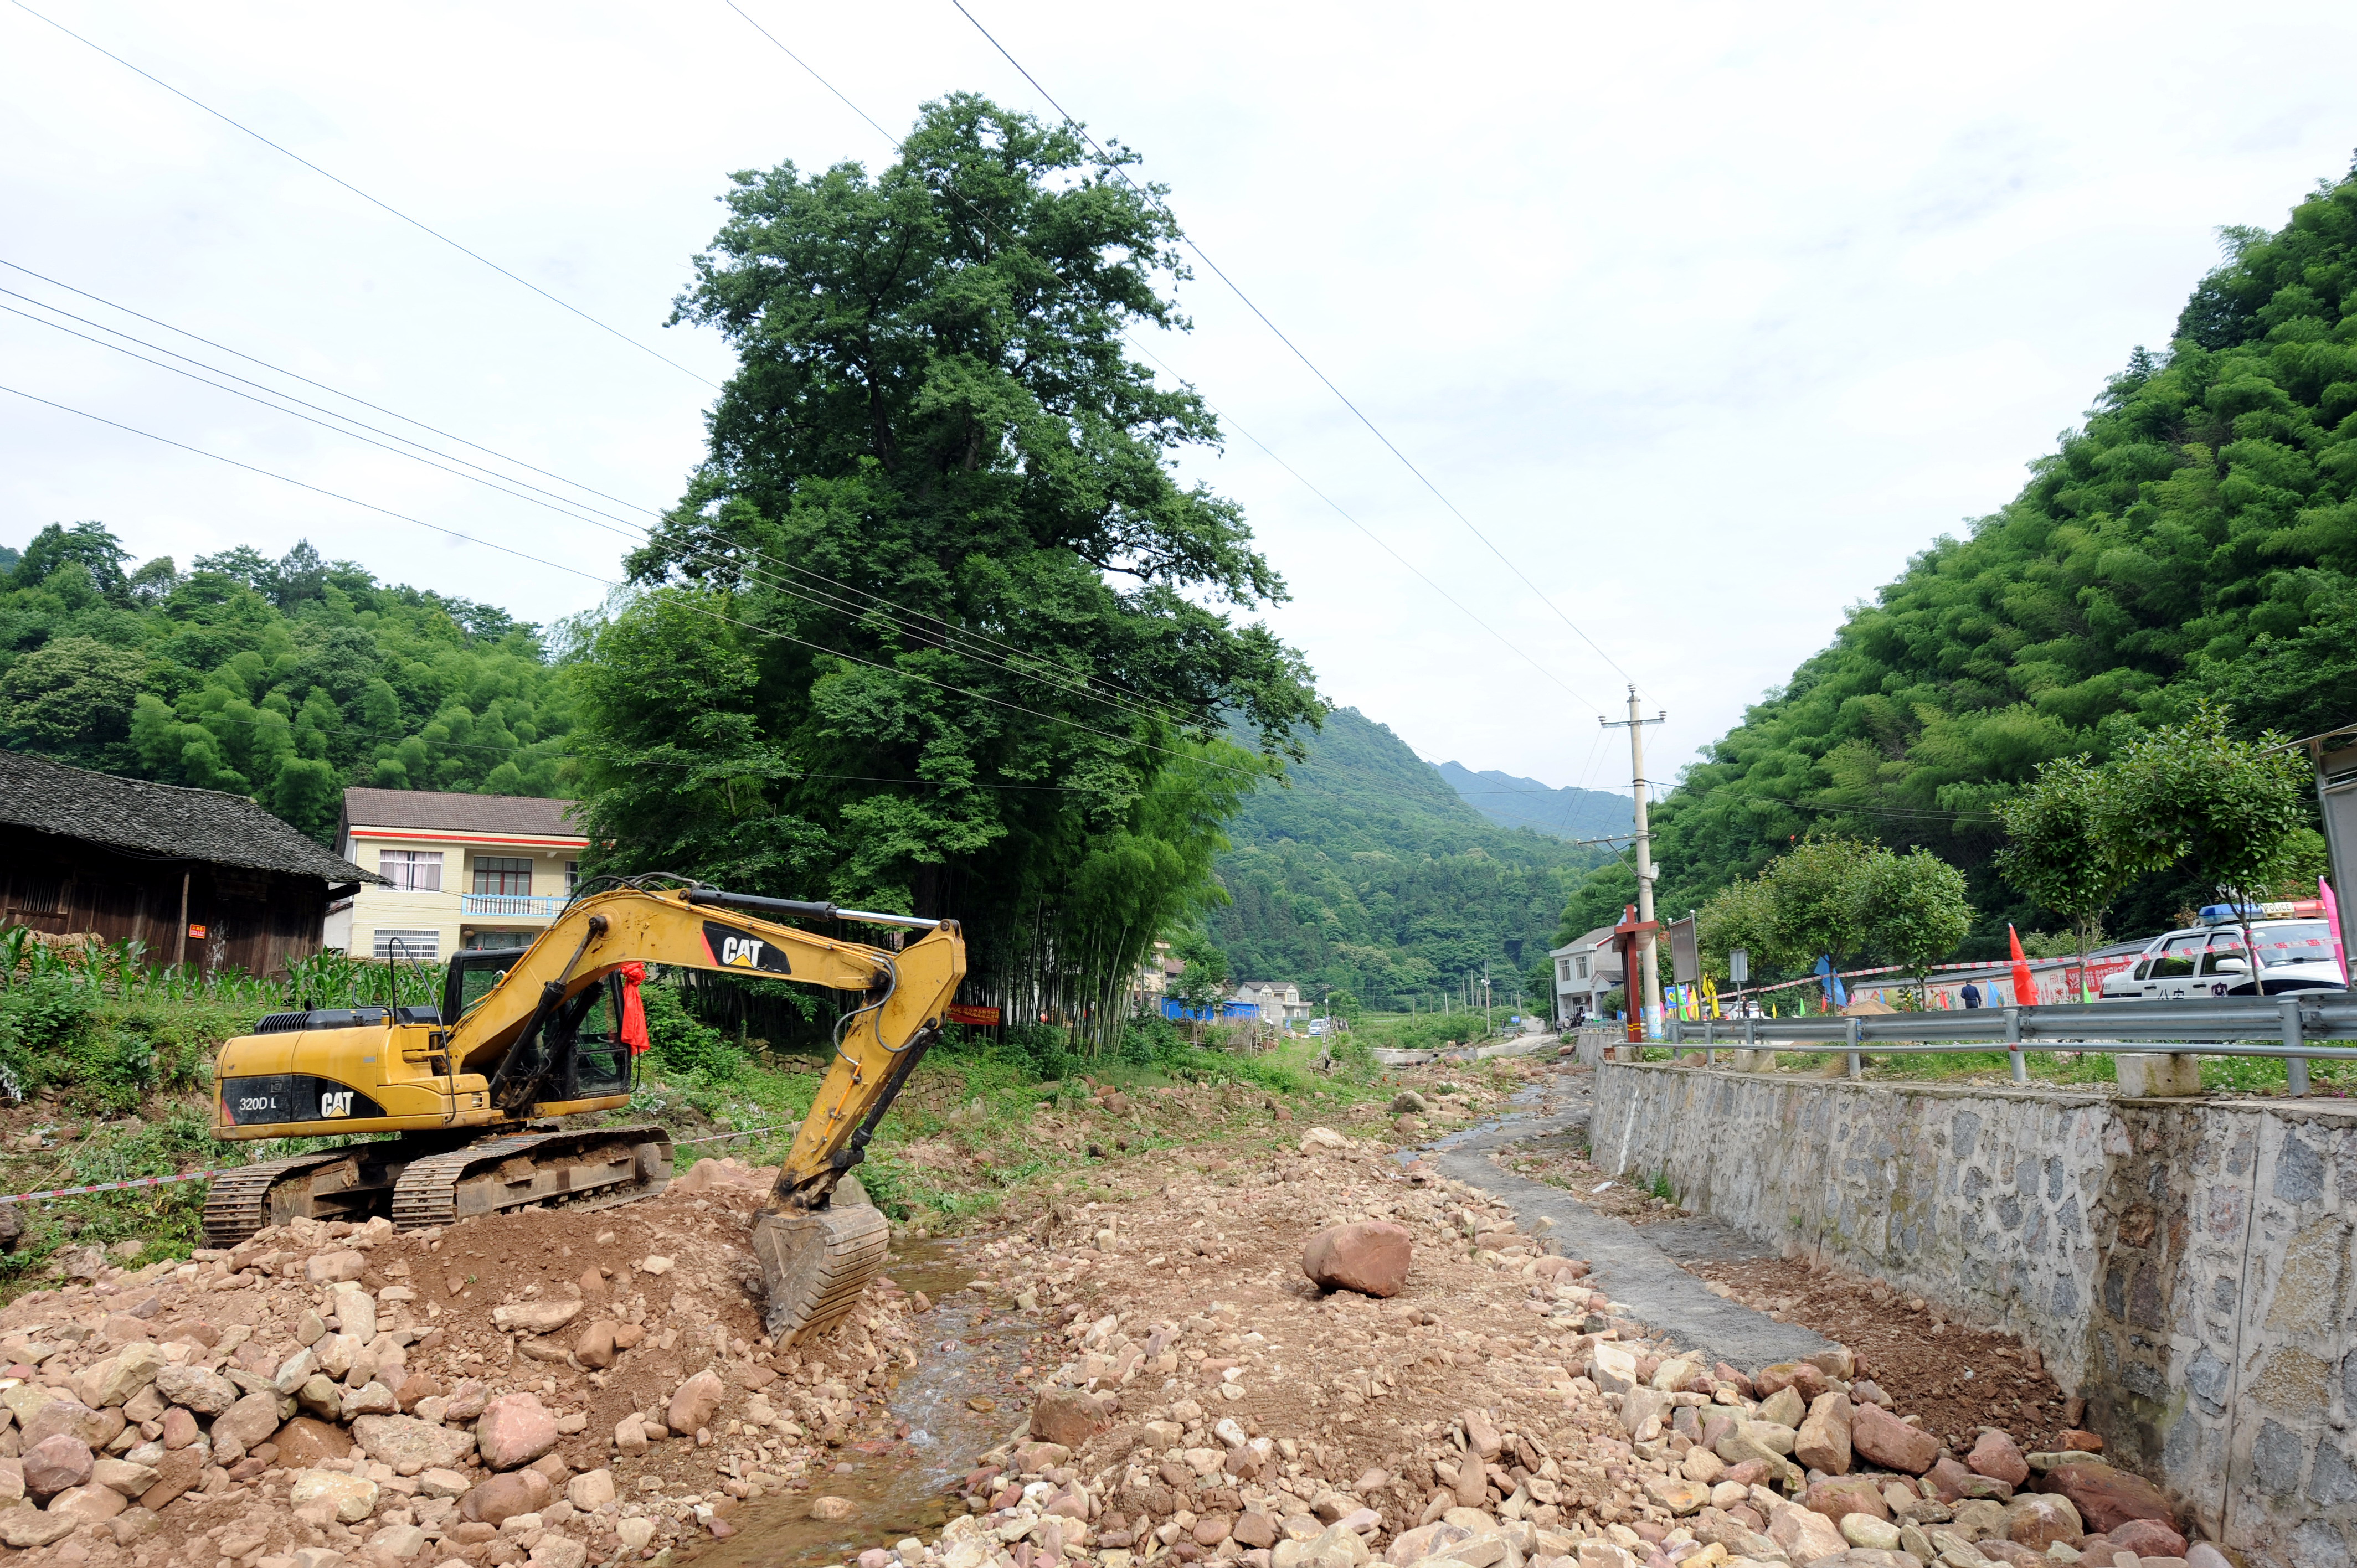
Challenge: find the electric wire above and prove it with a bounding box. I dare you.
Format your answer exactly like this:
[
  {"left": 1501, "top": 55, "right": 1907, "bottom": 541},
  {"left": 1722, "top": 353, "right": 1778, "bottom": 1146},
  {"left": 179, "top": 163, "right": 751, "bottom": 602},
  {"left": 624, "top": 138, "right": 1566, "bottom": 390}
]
[
  {"left": 945, "top": 0, "right": 1648, "bottom": 700},
  {"left": 716, "top": 1, "right": 1612, "bottom": 723},
  {"left": 0, "top": 287, "right": 1210, "bottom": 736},
  {"left": 4, "top": 0, "right": 720, "bottom": 390},
  {"left": 0, "top": 260, "right": 1214, "bottom": 735},
  {"left": 0, "top": 381, "right": 1287, "bottom": 789},
  {"left": 8, "top": 12, "right": 1624, "bottom": 841}
]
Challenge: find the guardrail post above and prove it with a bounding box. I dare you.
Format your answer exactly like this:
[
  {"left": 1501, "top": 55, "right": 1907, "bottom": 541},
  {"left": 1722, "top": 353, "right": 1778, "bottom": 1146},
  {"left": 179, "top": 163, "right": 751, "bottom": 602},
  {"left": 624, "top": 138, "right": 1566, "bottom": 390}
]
[
  {"left": 2283, "top": 996, "right": 2310, "bottom": 1097},
  {"left": 2005, "top": 1008, "right": 2027, "bottom": 1085},
  {"left": 1702, "top": 1014, "right": 1716, "bottom": 1069},
  {"left": 1845, "top": 1016, "right": 1861, "bottom": 1080}
]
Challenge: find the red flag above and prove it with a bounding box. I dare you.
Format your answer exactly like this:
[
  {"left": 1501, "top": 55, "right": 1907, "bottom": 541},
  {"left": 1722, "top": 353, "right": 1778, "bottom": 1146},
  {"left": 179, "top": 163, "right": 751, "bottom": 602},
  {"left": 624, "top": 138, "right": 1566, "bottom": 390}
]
[
  {"left": 2008, "top": 925, "right": 2036, "bottom": 1008},
  {"left": 618, "top": 961, "right": 651, "bottom": 1055}
]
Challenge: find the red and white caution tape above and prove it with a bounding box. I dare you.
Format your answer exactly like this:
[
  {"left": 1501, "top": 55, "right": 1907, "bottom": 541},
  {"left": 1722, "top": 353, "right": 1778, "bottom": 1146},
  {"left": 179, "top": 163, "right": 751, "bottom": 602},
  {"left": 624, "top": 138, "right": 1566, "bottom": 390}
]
[{"left": 0, "top": 1167, "right": 234, "bottom": 1207}]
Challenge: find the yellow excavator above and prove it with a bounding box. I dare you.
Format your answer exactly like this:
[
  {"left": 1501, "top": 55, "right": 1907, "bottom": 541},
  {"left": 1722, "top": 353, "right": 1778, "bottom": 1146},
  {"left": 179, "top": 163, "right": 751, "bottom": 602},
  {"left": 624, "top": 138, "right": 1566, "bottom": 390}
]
[{"left": 202, "top": 880, "right": 965, "bottom": 1344}]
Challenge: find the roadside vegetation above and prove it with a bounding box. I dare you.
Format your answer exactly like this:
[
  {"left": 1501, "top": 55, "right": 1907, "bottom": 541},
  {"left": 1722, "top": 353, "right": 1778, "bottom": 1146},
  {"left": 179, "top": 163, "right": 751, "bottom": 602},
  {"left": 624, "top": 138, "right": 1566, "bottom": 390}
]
[{"left": 0, "top": 928, "right": 1411, "bottom": 1297}]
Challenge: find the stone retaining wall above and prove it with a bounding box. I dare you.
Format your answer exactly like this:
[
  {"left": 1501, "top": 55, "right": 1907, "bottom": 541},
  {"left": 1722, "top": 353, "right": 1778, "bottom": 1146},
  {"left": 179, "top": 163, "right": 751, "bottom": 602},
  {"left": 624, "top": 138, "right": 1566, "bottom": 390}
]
[{"left": 1592, "top": 1062, "right": 2357, "bottom": 1565}]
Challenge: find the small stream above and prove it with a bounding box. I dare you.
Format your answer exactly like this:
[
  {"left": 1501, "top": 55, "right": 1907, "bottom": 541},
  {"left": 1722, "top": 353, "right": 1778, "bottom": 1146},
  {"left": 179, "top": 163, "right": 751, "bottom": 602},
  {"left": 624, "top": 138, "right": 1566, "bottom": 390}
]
[{"left": 686, "top": 1236, "right": 1043, "bottom": 1568}]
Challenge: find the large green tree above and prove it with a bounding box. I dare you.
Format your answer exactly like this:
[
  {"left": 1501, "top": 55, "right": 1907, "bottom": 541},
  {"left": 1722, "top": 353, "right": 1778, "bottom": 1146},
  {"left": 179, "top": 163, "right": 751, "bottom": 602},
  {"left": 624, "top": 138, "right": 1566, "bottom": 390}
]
[{"left": 575, "top": 96, "right": 1322, "bottom": 1029}]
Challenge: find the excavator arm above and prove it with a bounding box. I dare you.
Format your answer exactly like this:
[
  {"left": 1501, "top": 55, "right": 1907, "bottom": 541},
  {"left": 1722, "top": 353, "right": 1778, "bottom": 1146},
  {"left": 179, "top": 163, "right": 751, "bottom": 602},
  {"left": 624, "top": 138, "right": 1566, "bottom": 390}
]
[{"left": 444, "top": 885, "right": 965, "bottom": 1341}]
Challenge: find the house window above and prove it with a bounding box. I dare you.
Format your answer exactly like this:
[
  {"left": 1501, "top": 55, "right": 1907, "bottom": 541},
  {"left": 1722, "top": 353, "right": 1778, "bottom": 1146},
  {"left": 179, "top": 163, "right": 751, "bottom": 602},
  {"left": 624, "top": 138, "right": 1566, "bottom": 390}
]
[
  {"left": 1557, "top": 958, "right": 1571, "bottom": 982},
  {"left": 473, "top": 857, "right": 533, "bottom": 896},
  {"left": 1576, "top": 956, "right": 1590, "bottom": 979},
  {"left": 565, "top": 860, "right": 580, "bottom": 893},
  {"left": 379, "top": 850, "right": 442, "bottom": 892},
  {"left": 373, "top": 929, "right": 441, "bottom": 962}
]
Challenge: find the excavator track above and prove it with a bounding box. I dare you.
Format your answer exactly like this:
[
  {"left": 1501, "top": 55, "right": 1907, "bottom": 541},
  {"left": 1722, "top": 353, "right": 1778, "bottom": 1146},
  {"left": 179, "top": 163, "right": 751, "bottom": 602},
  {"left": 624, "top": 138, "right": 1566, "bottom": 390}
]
[
  {"left": 201, "top": 1150, "right": 359, "bottom": 1249},
  {"left": 390, "top": 1125, "right": 674, "bottom": 1231}
]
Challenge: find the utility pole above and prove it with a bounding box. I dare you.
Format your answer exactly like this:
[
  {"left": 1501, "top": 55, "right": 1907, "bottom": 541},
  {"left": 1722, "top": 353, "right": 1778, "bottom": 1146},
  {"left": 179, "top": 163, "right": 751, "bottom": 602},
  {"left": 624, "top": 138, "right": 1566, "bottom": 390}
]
[
  {"left": 1602, "top": 685, "right": 1669, "bottom": 1040},
  {"left": 1483, "top": 961, "right": 1492, "bottom": 1035}
]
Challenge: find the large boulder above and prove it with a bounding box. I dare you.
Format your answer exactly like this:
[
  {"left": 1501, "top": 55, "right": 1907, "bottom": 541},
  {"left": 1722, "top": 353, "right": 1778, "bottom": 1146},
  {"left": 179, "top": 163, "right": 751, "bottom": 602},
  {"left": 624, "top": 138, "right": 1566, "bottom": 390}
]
[
  {"left": 0, "top": 1509, "right": 76, "bottom": 1549},
  {"left": 476, "top": 1392, "right": 559, "bottom": 1471},
  {"left": 20, "top": 1399, "right": 107, "bottom": 1451},
  {"left": 460, "top": 1467, "right": 554, "bottom": 1525},
  {"left": 2036, "top": 1461, "right": 2179, "bottom": 1535},
  {"left": 21, "top": 1435, "right": 93, "bottom": 1499},
  {"left": 213, "top": 1390, "right": 288, "bottom": 1451},
  {"left": 136, "top": 1448, "right": 206, "bottom": 1512},
  {"left": 78, "top": 1343, "right": 165, "bottom": 1409},
  {"left": 153, "top": 1364, "right": 239, "bottom": 1415},
  {"left": 491, "top": 1300, "right": 583, "bottom": 1335},
  {"left": 1765, "top": 1500, "right": 1848, "bottom": 1565},
  {"left": 1795, "top": 1394, "right": 1852, "bottom": 1475},
  {"left": 351, "top": 1414, "right": 474, "bottom": 1471},
  {"left": 666, "top": 1371, "right": 725, "bottom": 1438},
  {"left": 1849, "top": 1404, "right": 1939, "bottom": 1476},
  {"left": 2104, "top": 1517, "right": 2191, "bottom": 1558},
  {"left": 307, "top": 1250, "right": 367, "bottom": 1284},
  {"left": 1301, "top": 1223, "right": 1412, "bottom": 1298},
  {"left": 1800, "top": 1477, "right": 1887, "bottom": 1524},
  {"left": 290, "top": 1467, "right": 379, "bottom": 1523},
  {"left": 1030, "top": 1388, "right": 1110, "bottom": 1448},
  {"left": 47, "top": 1482, "right": 126, "bottom": 1523},
  {"left": 2003, "top": 1494, "right": 2083, "bottom": 1550},
  {"left": 1969, "top": 1430, "right": 2030, "bottom": 1487}
]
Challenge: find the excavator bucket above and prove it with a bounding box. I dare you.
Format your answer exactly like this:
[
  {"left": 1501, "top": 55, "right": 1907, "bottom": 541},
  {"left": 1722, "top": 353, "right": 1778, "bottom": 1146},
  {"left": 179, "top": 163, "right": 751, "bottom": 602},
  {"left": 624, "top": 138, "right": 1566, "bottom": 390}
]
[{"left": 752, "top": 1202, "right": 891, "bottom": 1345}]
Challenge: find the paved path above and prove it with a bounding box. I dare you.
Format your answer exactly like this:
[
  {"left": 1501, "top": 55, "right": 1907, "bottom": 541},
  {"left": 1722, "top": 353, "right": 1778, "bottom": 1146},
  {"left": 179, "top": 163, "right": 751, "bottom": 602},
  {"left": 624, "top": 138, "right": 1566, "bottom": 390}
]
[{"left": 1416, "top": 1069, "right": 1830, "bottom": 1372}]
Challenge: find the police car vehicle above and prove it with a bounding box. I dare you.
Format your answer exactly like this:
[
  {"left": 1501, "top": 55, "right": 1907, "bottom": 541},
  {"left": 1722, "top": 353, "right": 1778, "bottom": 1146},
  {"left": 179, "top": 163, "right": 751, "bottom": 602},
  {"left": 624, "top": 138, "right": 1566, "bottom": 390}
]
[{"left": 2099, "top": 902, "right": 2346, "bottom": 1000}]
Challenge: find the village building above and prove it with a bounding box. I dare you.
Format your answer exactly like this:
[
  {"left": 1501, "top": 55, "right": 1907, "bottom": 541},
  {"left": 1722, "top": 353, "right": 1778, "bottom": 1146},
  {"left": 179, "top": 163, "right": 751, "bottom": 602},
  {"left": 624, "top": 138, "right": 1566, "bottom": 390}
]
[
  {"left": 328, "top": 788, "right": 587, "bottom": 964},
  {"left": 1230, "top": 979, "right": 1313, "bottom": 1025},
  {"left": 0, "top": 750, "right": 375, "bottom": 976},
  {"left": 1550, "top": 925, "right": 1623, "bottom": 1024}
]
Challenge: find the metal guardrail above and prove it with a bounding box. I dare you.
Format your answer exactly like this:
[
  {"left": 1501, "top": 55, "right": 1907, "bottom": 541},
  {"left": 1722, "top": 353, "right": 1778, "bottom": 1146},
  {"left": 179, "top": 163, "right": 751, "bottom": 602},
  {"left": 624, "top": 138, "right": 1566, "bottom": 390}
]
[{"left": 1658, "top": 993, "right": 2357, "bottom": 1095}]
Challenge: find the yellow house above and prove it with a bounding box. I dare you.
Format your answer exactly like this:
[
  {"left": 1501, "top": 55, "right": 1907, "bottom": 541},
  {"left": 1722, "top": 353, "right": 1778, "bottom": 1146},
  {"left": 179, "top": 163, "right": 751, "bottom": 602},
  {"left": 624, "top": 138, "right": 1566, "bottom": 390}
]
[{"left": 325, "top": 788, "right": 588, "bottom": 963}]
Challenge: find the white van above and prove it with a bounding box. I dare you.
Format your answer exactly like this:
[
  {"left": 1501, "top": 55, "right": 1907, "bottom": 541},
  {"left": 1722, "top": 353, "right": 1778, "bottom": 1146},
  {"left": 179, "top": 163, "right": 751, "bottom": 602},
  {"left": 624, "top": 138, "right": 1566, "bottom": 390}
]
[{"left": 2101, "top": 911, "right": 2345, "bottom": 1000}]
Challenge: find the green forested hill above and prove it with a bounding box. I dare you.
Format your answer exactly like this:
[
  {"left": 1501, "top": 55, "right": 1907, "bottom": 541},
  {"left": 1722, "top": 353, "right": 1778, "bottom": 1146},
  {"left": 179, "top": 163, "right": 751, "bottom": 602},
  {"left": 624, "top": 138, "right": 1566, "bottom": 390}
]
[
  {"left": 1213, "top": 709, "right": 1601, "bottom": 1005},
  {"left": 1437, "top": 760, "right": 1632, "bottom": 841},
  {"left": 1562, "top": 162, "right": 2357, "bottom": 957},
  {"left": 0, "top": 524, "right": 573, "bottom": 840}
]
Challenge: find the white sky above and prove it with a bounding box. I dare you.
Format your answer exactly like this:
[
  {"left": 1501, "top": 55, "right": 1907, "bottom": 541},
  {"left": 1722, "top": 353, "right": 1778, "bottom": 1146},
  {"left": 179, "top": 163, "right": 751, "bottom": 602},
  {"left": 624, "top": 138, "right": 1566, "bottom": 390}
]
[{"left": 5, "top": 0, "right": 2354, "bottom": 798}]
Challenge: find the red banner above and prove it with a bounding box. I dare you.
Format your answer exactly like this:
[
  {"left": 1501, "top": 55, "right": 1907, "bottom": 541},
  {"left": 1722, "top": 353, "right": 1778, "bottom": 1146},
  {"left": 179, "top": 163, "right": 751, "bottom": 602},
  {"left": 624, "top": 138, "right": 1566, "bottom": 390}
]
[{"left": 946, "top": 1004, "right": 1001, "bottom": 1026}]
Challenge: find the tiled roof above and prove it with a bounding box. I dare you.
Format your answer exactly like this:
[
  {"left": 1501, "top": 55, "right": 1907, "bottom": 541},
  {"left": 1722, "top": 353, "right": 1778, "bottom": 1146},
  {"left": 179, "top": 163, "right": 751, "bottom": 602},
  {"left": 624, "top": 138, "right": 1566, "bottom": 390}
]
[
  {"left": 0, "top": 750, "right": 379, "bottom": 884},
  {"left": 341, "top": 788, "right": 584, "bottom": 839}
]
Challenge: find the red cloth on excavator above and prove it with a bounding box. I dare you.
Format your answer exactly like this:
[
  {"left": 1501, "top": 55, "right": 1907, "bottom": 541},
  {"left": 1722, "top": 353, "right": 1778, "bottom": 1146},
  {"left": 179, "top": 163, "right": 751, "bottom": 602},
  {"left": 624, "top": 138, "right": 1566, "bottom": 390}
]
[{"left": 619, "top": 962, "right": 651, "bottom": 1054}]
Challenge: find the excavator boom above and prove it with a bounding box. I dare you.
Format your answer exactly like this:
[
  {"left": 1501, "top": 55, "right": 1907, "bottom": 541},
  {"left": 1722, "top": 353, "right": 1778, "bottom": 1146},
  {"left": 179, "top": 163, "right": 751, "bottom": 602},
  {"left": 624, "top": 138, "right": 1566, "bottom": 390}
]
[{"left": 205, "top": 884, "right": 965, "bottom": 1345}]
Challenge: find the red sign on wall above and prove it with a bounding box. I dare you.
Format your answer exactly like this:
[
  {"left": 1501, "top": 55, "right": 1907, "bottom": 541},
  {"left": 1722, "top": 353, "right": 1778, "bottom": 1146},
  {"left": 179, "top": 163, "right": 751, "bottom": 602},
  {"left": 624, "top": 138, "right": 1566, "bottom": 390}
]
[{"left": 945, "top": 1004, "right": 1001, "bottom": 1026}]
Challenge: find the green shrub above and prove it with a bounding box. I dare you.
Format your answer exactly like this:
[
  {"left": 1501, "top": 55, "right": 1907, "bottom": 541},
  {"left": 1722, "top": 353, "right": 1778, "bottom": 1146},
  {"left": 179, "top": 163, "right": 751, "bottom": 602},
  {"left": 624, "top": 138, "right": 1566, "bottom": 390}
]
[{"left": 639, "top": 983, "right": 744, "bottom": 1080}]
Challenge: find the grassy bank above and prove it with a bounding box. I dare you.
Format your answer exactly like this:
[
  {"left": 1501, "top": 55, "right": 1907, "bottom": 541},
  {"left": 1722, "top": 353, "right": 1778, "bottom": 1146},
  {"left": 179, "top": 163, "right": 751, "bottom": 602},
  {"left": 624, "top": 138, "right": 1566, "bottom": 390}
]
[{"left": 0, "top": 969, "right": 1416, "bottom": 1294}]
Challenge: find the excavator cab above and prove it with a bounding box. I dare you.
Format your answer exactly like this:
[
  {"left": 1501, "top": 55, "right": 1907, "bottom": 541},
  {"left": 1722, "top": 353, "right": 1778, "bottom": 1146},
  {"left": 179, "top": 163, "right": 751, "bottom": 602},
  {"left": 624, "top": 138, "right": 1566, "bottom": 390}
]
[{"left": 441, "top": 950, "right": 634, "bottom": 1100}]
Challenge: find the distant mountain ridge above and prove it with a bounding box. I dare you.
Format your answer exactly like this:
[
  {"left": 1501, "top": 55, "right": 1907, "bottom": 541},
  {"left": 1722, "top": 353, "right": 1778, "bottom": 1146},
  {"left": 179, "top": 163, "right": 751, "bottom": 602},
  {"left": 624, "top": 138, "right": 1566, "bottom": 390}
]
[
  {"left": 1210, "top": 709, "right": 1601, "bottom": 1008},
  {"left": 1435, "top": 760, "right": 1632, "bottom": 843}
]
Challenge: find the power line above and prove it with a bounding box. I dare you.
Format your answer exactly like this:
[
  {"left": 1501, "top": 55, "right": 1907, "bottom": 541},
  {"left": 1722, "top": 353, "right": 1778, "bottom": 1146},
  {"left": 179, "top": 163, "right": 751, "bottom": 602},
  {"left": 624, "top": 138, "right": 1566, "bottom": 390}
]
[
  {"left": 5, "top": 0, "right": 719, "bottom": 390},
  {"left": 944, "top": 0, "right": 1648, "bottom": 699},
  {"left": 0, "top": 278, "right": 1210, "bottom": 736},
  {"left": 0, "top": 381, "right": 1278, "bottom": 789},
  {"left": 714, "top": 2, "right": 1611, "bottom": 723}
]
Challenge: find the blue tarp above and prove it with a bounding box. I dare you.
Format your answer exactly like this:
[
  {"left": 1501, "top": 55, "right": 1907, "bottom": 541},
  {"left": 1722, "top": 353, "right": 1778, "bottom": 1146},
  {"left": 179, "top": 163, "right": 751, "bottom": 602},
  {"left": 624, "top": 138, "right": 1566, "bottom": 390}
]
[{"left": 1161, "top": 998, "right": 1263, "bottom": 1022}]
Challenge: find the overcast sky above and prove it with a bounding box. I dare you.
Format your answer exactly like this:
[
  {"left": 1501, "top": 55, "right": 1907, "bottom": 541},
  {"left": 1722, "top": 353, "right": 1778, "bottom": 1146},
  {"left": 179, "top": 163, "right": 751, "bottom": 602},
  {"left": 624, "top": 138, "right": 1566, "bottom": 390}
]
[{"left": 6, "top": 0, "right": 2355, "bottom": 802}]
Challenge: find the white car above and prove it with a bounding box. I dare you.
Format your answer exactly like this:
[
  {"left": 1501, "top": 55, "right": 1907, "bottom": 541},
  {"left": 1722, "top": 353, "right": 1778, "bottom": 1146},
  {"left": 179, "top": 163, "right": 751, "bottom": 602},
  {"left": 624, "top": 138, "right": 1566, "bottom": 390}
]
[{"left": 2101, "top": 914, "right": 2346, "bottom": 1000}]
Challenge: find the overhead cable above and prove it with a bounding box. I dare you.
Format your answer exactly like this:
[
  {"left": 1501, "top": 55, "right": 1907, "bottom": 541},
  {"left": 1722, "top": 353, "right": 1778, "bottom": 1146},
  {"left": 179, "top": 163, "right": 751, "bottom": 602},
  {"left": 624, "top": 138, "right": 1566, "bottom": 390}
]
[{"left": 5, "top": 0, "right": 721, "bottom": 389}]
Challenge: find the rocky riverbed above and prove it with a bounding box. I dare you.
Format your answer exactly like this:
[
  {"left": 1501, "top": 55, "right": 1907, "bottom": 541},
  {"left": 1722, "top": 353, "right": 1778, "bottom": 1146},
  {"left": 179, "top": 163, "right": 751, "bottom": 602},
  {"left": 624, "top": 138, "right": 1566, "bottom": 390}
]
[{"left": 0, "top": 1063, "right": 2222, "bottom": 1568}]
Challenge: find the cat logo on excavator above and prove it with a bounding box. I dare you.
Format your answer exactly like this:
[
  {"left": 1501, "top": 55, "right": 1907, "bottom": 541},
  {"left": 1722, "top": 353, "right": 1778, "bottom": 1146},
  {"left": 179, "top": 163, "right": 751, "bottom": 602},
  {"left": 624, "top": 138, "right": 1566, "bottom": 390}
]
[{"left": 702, "top": 922, "right": 791, "bottom": 974}]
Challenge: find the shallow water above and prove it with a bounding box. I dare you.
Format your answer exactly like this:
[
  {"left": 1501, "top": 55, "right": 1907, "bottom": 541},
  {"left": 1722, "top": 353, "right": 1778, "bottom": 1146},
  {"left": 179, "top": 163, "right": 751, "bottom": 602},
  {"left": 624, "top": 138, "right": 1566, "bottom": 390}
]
[{"left": 686, "top": 1236, "right": 1044, "bottom": 1568}]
